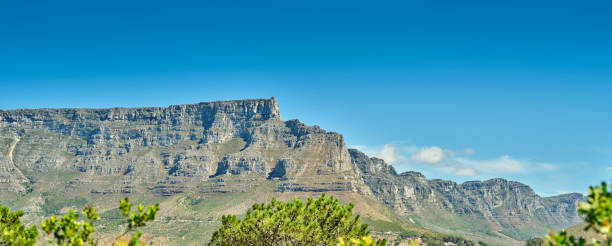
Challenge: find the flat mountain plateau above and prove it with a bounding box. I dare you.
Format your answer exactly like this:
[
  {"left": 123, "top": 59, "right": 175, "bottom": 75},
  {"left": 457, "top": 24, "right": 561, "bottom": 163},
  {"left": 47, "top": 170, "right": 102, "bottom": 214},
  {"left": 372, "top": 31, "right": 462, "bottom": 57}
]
[{"left": 0, "top": 98, "right": 583, "bottom": 245}]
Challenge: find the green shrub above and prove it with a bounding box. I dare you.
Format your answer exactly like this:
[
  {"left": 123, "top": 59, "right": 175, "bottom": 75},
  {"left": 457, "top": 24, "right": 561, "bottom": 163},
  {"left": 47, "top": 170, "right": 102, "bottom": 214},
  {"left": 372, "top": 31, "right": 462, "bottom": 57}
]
[
  {"left": 338, "top": 236, "right": 387, "bottom": 246},
  {"left": 209, "top": 193, "right": 383, "bottom": 246},
  {"left": 38, "top": 198, "right": 158, "bottom": 246},
  {"left": 0, "top": 203, "right": 38, "bottom": 246}
]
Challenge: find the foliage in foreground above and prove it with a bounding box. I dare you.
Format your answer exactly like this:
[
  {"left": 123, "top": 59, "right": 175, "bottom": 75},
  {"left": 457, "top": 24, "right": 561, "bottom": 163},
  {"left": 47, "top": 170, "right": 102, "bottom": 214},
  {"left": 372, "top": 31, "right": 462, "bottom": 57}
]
[
  {"left": 338, "top": 236, "right": 387, "bottom": 246},
  {"left": 14, "top": 180, "right": 612, "bottom": 246},
  {"left": 209, "top": 193, "right": 386, "bottom": 246},
  {"left": 41, "top": 206, "right": 100, "bottom": 245},
  {"left": 548, "top": 182, "right": 612, "bottom": 246},
  {"left": 0, "top": 204, "right": 38, "bottom": 246},
  {"left": 0, "top": 198, "right": 159, "bottom": 246}
]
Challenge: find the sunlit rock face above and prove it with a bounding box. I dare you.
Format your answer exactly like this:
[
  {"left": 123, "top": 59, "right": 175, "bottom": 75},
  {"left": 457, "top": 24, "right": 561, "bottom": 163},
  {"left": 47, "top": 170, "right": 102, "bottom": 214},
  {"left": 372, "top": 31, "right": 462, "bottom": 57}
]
[{"left": 0, "top": 98, "right": 360, "bottom": 194}]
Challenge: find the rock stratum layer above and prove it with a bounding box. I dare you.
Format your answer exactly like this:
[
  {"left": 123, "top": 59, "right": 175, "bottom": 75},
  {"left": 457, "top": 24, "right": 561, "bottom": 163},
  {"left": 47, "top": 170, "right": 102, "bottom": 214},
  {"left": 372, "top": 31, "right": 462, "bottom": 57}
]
[{"left": 0, "top": 98, "right": 583, "bottom": 244}]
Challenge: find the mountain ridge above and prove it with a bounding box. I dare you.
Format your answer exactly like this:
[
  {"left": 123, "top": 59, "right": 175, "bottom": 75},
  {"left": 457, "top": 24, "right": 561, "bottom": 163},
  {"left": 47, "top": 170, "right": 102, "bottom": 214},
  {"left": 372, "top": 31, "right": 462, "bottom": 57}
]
[
  {"left": 0, "top": 98, "right": 583, "bottom": 245},
  {"left": 0, "top": 98, "right": 278, "bottom": 111}
]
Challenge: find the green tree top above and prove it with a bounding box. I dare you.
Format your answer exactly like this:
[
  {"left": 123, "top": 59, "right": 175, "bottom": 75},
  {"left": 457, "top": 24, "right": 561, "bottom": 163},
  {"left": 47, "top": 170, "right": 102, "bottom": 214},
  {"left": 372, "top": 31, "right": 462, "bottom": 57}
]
[
  {"left": 0, "top": 203, "right": 38, "bottom": 246},
  {"left": 40, "top": 198, "right": 159, "bottom": 246},
  {"left": 41, "top": 206, "right": 99, "bottom": 246},
  {"left": 209, "top": 193, "right": 383, "bottom": 246},
  {"left": 338, "top": 236, "right": 387, "bottom": 246}
]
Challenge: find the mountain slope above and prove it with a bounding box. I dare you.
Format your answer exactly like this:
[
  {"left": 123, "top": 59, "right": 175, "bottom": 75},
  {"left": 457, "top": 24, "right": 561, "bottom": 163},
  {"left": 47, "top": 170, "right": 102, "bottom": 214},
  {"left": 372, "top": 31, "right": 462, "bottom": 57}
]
[
  {"left": 0, "top": 98, "right": 583, "bottom": 245},
  {"left": 350, "top": 149, "right": 583, "bottom": 244}
]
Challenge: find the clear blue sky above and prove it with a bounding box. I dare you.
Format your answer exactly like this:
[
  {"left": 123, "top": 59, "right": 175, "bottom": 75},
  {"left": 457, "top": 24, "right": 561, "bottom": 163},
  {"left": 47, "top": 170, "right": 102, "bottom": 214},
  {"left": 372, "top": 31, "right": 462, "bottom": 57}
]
[{"left": 1, "top": 0, "right": 611, "bottom": 196}]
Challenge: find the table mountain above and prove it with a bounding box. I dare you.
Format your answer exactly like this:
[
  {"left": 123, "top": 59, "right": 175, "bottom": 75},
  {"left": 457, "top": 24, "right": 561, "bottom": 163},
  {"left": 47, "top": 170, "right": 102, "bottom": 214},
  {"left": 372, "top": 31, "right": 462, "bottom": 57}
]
[{"left": 0, "top": 98, "right": 583, "bottom": 245}]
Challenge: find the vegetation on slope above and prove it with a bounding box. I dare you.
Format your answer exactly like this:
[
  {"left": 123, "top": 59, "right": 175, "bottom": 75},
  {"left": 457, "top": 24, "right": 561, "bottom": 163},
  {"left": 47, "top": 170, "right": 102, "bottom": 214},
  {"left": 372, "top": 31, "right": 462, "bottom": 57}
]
[
  {"left": 541, "top": 182, "right": 612, "bottom": 246},
  {"left": 0, "top": 204, "right": 38, "bottom": 245},
  {"left": 208, "top": 193, "right": 385, "bottom": 246},
  {"left": 4, "top": 192, "right": 476, "bottom": 245},
  {"left": 0, "top": 198, "right": 159, "bottom": 246}
]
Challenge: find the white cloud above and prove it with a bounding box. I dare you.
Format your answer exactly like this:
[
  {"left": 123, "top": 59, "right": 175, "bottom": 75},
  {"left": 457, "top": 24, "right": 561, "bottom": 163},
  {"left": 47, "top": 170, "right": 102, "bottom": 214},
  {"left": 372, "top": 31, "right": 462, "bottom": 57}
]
[
  {"left": 398, "top": 145, "right": 419, "bottom": 154},
  {"left": 349, "top": 145, "right": 380, "bottom": 157},
  {"left": 455, "top": 168, "right": 478, "bottom": 176},
  {"left": 375, "top": 144, "right": 402, "bottom": 164},
  {"left": 350, "top": 144, "right": 409, "bottom": 164},
  {"left": 455, "top": 155, "right": 526, "bottom": 174},
  {"left": 351, "top": 143, "right": 558, "bottom": 179},
  {"left": 411, "top": 146, "right": 446, "bottom": 164}
]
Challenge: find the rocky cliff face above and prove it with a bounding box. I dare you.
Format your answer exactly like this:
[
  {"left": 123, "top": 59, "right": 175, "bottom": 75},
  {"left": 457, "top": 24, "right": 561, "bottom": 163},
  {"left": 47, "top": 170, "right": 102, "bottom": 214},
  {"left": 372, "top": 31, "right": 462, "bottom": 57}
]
[
  {"left": 349, "top": 148, "right": 584, "bottom": 240},
  {"left": 0, "top": 98, "right": 360, "bottom": 195},
  {"left": 0, "top": 98, "right": 583, "bottom": 243}
]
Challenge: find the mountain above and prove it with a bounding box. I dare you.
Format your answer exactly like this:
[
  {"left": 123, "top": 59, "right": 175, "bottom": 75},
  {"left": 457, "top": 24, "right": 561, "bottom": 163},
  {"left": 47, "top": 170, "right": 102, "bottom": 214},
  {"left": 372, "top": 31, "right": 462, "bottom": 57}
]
[
  {"left": 351, "top": 149, "right": 583, "bottom": 243},
  {"left": 0, "top": 98, "right": 583, "bottom": 245}
]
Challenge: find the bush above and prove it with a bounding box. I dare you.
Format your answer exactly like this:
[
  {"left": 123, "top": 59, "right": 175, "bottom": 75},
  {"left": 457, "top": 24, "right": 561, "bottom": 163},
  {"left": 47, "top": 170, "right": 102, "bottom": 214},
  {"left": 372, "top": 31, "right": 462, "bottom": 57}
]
[
  {"left": 209, "top": 193, "right": 384, "bottom": 246},
  {"left": 0, "top": 204, "right": 38, "bottom": 246},
  {"left": 2, "top": 198, "right": 158, "bottom": 246},
  {"left": 338, "top": 236, "right": 387, "bottom": 246}
]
